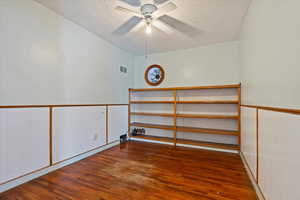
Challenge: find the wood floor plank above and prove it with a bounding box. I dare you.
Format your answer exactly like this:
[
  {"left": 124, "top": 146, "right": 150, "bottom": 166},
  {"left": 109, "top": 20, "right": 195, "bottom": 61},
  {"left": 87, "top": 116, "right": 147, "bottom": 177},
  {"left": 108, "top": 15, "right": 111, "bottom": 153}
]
[{"left": 0, "top": 141, "right": 257, "bottom": 200}]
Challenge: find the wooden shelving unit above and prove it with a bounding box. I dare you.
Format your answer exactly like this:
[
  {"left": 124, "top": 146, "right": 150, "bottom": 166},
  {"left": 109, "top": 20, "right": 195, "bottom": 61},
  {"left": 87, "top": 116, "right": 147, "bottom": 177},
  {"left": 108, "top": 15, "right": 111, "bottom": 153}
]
[{"left": 129, "top": 84, "right": 241, "bottom": 152}]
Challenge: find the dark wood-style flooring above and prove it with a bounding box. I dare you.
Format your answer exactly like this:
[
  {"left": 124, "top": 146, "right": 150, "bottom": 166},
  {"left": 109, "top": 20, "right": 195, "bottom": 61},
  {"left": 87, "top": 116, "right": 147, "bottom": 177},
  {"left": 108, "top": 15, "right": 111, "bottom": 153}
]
[{"left": 0, "top": 141, "right": 257, "bottom": 200}]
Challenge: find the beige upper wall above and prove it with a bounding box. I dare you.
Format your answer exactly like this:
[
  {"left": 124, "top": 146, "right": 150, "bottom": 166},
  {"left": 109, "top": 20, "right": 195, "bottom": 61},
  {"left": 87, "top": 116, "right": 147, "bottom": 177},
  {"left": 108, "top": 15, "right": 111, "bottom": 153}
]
[
  {"left": 240, "top": 0, "right": 300, "bottom": 109},
  {"left": 4, "top": 0, "right": 299, "bottom": 108},
  {"left": 134, "top": 42, "right": 240, "bottom": 88},
  {"left": 0, "top": 0, "right": 134, "bottom": 106}
]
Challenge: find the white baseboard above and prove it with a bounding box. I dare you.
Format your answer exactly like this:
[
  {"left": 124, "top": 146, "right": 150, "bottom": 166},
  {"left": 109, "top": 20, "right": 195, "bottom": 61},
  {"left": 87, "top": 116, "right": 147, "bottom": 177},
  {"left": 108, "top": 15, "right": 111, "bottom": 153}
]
[
  {"left": 130, "top": 137, "right": 238, "bottom": 154},
  {"left": 240, "top": 152, "right": 265, "bottom": 200},
  {"left": 130, "top": 137, "right": 174, "bottom": 146},
  {"left": 0, "top": 141, "right": 119, "bottom": 193},
  {"left": 177, "top": 143, "right": 238, "bottom": 154}
]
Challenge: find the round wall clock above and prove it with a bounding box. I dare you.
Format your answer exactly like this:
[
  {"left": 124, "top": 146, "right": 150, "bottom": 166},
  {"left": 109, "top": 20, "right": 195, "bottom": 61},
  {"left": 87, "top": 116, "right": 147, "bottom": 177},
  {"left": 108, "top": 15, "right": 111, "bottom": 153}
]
[{"left": 145, "top": 65, "right": 165, "bottom": 86}]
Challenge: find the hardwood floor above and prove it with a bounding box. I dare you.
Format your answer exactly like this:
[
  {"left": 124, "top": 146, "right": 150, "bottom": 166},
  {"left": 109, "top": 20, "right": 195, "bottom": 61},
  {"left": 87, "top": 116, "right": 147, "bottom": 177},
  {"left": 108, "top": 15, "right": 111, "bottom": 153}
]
[{"left": 0, "top": 141, "right": 257, "bottom": 200}]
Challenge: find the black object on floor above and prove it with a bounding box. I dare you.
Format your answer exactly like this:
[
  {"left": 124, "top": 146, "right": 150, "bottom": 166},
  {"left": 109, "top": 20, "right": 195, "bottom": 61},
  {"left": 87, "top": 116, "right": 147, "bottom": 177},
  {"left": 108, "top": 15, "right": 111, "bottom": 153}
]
[{"left": 120, "top": 134, "right": 127, "bottom": 143}]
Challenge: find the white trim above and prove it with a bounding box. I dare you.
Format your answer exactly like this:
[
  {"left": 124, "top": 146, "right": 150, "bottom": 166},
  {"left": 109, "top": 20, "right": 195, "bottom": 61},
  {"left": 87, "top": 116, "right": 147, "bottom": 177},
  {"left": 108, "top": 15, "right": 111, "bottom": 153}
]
[
  {"left": 0, "top": 141, "right": 119, "bottom": 193},
  {"left": 240, "top": 152, "right": 265, "bottom": 200},
  {"left": 177, "top": 143, "right": 238, "bottom": 154},
  {"left": 130, "top": 137, "right": 174, "bottom": 146},
  {"left": 130, "top": 137, "right": 238, "bottom": 154}
]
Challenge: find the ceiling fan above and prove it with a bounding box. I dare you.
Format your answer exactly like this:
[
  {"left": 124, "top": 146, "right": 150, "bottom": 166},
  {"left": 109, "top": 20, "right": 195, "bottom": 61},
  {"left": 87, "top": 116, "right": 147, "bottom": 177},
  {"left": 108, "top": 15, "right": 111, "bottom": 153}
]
[{"left": 113, "top": 0, "right": 201, "bottom": 37}]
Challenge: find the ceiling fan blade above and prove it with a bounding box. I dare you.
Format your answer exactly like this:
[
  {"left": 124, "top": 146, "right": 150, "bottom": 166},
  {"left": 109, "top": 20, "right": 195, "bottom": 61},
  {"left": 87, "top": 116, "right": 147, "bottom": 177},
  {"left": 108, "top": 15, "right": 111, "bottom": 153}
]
[
  {"left": 115, "top": 6, "right": 141, "bottom": 16},
  {"left": 113, "top": 16, "right": 143, "bottom": 35},
  {"left": 118, "top": 0, "right": 141, "bottom": 7},
  {"left": 157, "top": 15, "right": 201, "bottom": 37},
  {"left": 131, "top": 20, "right": 146, "bottom": 33},
  {"left": 154, "top": 0, "right": 169, "bottom": 5},
  {"left": 152, "top": 20, "right": 173, "bottom": 34},
  {"left": 154, "top": 2, "right": 177, "bottom": 18}
]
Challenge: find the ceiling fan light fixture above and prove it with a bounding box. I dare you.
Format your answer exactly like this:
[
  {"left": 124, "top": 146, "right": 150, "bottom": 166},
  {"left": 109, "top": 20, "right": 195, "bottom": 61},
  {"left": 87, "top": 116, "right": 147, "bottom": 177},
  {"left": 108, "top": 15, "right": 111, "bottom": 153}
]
[{"left": 146, "top": 23, "right": 152, "bottom": 34}]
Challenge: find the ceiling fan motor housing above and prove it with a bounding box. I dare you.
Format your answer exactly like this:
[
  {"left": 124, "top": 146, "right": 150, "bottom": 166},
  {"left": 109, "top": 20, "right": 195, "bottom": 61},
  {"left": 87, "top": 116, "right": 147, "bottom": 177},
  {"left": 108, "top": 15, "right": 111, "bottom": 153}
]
[{"left": 141, "top": 4, "right": 158, "bottom": 17}]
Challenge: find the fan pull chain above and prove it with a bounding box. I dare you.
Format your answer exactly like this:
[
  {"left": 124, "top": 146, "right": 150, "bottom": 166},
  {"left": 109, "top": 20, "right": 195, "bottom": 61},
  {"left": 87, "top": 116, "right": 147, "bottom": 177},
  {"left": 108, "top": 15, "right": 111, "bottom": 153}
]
[
  {"left": 145, "top": 36, "right": 148, "bottom": 59},
  {"left": 145, "top": 31, "right": 153, "bottom": 59}
]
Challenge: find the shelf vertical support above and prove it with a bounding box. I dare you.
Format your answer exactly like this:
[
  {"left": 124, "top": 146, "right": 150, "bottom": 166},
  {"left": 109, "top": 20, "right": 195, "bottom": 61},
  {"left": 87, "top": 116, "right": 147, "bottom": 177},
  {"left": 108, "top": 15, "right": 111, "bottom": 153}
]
[
  {"left": 128, "top": 89, "right": 131, "bottom": 137},
  {"left": 173, "top": 90, "right": 177, "bottom": 146}
]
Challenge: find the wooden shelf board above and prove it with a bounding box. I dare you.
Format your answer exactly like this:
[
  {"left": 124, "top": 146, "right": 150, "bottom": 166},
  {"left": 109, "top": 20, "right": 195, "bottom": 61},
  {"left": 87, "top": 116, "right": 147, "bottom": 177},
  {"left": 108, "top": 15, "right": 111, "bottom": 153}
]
[
  {"left": 130, "top": 101, "right": 174, "bottom": 104},
  {"left": 130, "top": 122, "right": 175, "bottom": 130},
  {"left": 176, "top": 100, "right": 239, "bottom": 104},
  {"left": 131, "top": 135, "right": 174, "bottom": 143},
  {"left": 131, "top": 112, "right": 174, "bottom": 117},
  {"left": 129, "top": 84, "right": 241, "bottom": 92},
  {"left": 131, "top": 112, "right": 238, "bottom": 119},
  {"left": 130, "top": 100, "right": 239, "bottom": 104},
  {"left": 177, "top": 139, "right": 239, "bottom": 151},
  {"left": 176, "top": 113, "right": 238, "bottom": 119},
  {"left": 177, "top": 126, "right": 239, "bottom": 136}
]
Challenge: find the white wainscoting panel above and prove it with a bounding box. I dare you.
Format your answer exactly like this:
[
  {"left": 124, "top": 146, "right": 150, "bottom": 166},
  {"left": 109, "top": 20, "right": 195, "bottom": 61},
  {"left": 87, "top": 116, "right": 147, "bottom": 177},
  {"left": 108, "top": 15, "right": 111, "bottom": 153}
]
[
  {"left": 108, "top": 106, "right": 128, "bottom": 143},
  {"left": 52, "top": 106, "right": 106, "bottom": 163},
  {"left": 0, "top": 108, "right": 50, "bottom": 184},
  {"left": 259, "top": 110, "right": 300, "bottom": 200},
  {"left": 241, "top": 106, "right": 257, "bottom": 180}
]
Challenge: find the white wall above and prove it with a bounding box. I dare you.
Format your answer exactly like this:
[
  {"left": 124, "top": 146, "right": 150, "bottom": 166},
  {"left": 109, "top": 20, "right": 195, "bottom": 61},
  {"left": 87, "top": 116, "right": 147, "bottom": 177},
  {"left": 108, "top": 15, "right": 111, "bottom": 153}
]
[
  {"left": 52, "top": 106, "right": 107, "bottom": 163},
  {"left": 0, "top": 108, "right": 50, "bottom": 183},
  {"left": 241, "top": 106, "right": 257, "bottom": 180},
  {"left": 108, "top": 106, "right": 128, "bottom": 143},
  {"left": 241, "top": 106, "right": 300, "bottom": 200},
  {"left": 240, "top": 0, "right": 300, "bottom": 109},
  {"left": 134, "top": 42, "right": 240, "bottom": 88},
  {"left": 258, "top": 110, "right": 300, "bottom": 200},
  {"left": 240, "top": 1, "right": 300, "bottom": 199},
  {"left": 0, "top": 0, "right": 134, "bottom": 106}
]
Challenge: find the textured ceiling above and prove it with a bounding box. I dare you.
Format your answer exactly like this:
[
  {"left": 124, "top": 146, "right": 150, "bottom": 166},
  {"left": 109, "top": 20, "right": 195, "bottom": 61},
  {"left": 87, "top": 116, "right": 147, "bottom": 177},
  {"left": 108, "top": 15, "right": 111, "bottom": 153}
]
[{"left": 34, "top": 0, "right": 251, "bottom": 55}]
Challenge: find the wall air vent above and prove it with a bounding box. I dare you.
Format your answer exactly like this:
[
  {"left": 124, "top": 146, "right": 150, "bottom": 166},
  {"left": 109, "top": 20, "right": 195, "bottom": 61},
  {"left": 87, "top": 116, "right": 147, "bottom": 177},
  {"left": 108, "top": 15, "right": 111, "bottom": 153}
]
[{"left": 120, "top": 66, "right": 127, "bottom": 73}]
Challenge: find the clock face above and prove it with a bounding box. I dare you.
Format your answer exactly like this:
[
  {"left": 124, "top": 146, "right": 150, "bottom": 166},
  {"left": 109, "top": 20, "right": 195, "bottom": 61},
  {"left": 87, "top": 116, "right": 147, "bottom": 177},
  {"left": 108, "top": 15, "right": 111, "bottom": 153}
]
[{"left": 145, "top": 65, "right": 165, "bottom": 86}]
